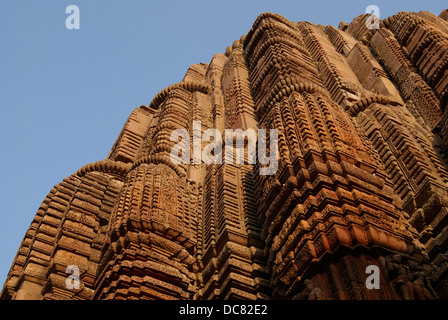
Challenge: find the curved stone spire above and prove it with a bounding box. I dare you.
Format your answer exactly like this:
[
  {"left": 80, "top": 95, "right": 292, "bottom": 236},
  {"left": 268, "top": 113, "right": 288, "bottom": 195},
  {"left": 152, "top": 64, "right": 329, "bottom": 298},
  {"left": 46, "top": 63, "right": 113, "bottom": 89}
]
[{"left": 3, "top": 8, "right": 448, "bottom": 300}]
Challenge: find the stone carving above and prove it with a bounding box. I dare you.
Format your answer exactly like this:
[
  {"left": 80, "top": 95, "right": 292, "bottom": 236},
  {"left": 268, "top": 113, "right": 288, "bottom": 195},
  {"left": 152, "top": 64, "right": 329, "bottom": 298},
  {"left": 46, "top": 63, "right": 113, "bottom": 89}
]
[
  {"left": 385, "top": 254, "right": 438, "bottom": 300},
  {"left": 2, "top": 8, "right": 448, "bottom": 300},
  {"left": 292, "top": 279, "right": 326, "bottom": 300}
]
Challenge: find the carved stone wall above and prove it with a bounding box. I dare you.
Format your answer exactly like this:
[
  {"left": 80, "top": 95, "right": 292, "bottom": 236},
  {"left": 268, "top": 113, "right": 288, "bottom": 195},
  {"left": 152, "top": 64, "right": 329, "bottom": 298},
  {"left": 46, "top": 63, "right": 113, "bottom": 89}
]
[{"left": 2, "top": 9, "right": 448, "bottom": 300}]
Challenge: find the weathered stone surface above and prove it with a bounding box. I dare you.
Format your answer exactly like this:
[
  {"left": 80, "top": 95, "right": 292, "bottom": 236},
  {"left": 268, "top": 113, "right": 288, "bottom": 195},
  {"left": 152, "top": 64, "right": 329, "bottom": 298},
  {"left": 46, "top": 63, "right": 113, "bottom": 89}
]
[{"left": 2, "top": 9, "right": 448, "bottom": 300}]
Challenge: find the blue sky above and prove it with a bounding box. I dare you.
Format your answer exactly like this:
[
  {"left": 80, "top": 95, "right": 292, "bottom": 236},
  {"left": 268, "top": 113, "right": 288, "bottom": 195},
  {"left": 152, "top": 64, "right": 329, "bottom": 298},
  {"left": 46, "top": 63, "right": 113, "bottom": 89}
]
[{"left": 0, "top": 0, "right": 446, "bottom": 288}]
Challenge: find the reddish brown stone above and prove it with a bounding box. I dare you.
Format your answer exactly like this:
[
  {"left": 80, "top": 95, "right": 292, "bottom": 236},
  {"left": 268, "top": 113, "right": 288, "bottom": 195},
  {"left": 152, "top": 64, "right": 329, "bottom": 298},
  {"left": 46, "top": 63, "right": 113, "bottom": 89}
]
[{"left": 2, "top": 9, "right": 448, "bottom": 300}]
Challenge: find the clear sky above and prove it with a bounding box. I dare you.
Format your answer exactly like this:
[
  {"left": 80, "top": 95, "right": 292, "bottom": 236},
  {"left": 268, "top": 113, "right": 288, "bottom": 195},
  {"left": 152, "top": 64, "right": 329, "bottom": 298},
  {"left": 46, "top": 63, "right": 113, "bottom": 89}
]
[{"left": 0, "top": 0, "right": 446, "bottom": 289}]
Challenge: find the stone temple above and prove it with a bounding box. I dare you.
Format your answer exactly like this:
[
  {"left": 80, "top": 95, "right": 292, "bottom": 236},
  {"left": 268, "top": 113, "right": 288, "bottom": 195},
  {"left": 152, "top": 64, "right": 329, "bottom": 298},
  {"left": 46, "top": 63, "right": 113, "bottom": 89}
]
[{"left": 2, "top": 9, "right": 448, "bottom": 300}]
